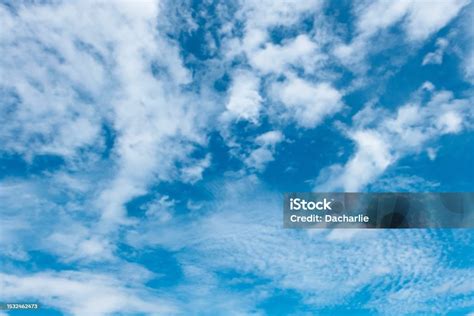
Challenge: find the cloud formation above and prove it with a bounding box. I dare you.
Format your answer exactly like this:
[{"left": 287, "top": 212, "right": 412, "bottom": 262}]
[
  {"left": 315, "top": 83, "right": 471, "bottom": 191},
  {"left": 1, "top": 0, "right": 473, "bottom": 315}
]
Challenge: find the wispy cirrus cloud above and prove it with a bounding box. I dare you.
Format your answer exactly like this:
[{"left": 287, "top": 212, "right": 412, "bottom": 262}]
[
  {"left": 0, "top": 270, "right": 178, "bottom": 315},
  {"left": 334, "top": 0, "right": 470, "bottom": 69},
  {"left": 126, "top": 176, "right": 474, "bottom": 314}
]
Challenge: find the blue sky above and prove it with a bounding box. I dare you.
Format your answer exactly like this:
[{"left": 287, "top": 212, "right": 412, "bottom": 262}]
[{"left": 0, "top": 0, "right": 474, "bottom": 315}]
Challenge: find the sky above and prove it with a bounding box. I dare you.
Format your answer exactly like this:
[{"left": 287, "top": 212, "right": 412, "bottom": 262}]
[{"left": 0, "top": 0, "right": 473, "bottom": 315}]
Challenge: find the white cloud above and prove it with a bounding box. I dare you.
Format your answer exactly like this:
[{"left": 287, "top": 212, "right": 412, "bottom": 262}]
[
  {"left": 405, "top": 0, "right": 470, "bottom": 41},
  {"left": 0, "top": 271, "right": 177, "bottom": 316},
  {"left": 371, "top": 174, "right": 440, "bottom": 192},
  {"left": 255, "top": 130, "right": 284, "bottom": 146},
  {"left": 238, "top": 0, "right": 322, "bottom": 34},
  {"left": 217, "top": 0, "right": 346, "bottom": 160},
  {"left": 47, "top": 228, "right": 116, "bottom": 263},
  {"left": 181, "top": 154, "right": 212, "bottom": 184},
  {"left": 271, "top": 75, "right": 343, "bottom": 128},
  {"left": 221, "top": 70, "right": 262, "bottom": 123},
  {"left": 171, "top": 264, "right": 266, "bottom": 315},
  {"left": 249, "top": 35, "right": 320, "bottom": 74},
  {"left": 244, "top": 147, "right": 275, "bottom": 171},
  {"left": 437, "top": 110, "right": 463, "bottom": 133},
  {"left": 223, "top": 0, "right": 323, "bottom": 64},
  {"left": 0, "top": 177, "right": 118, "bottom": 263},
  {"left": 218, "top": 0, "right": 338, "bottom": 138},
  {"left": 0, "top": 1, "right": 217, "bottom": 230},
  {"left": 126, "top": 176, "right": 474, "bottom": 313},
  {"left": 315, "top": 83, "right": 471, "bottom": 191},
  {"left": 335, "top": 0, "right": 469, "bottom": 68},
  {"left": 422, "top": 38, "right": 449, "bottom": 65},
  {"left": 315, "top": 130, "right": 394, "bottom": 192},
  {"left": 366, "top": 268, "right": 474, "bottom": 314},
  {"left": 144, "top": 195, "right": 175, "bottom": 223},
  {"left": 354, "top": 0, "right": 412, "bottom": 38},
  {"left": 244, "top": 131, "right": 284, "bottom": 171},
  {"left": 421, "top": 81, "right": 436, "bottom": 91},
  {"left": 356, "top": 0, "right": 469, "bottom": 41},
  {"left": 0, "top": 39, "right": 214, "bottom": 262}
]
